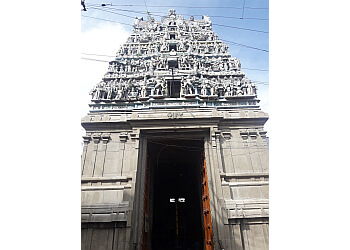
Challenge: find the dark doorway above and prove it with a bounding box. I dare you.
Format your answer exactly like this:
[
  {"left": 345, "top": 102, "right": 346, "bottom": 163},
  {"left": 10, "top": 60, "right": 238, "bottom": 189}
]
[
  {"left": 147, "top": 139, "right": 204, "bottom": 250},
  {"left": 169, "top": 43, "right": 177, "bottom": 50},
  {"left": 167, "top": 80, "right": 181, "bottom": 98}
]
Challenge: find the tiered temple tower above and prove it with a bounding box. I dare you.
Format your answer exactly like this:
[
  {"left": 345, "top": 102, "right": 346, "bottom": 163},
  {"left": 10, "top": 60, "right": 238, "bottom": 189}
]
[{"left": 81, "top": 9, "right": 269, "bottom": 250}]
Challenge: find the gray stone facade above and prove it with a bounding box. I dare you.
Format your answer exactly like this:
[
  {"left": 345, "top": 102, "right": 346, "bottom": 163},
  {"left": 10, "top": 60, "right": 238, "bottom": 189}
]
[{"left": 81, "top": 10, "right": 268, "bottom": 250}]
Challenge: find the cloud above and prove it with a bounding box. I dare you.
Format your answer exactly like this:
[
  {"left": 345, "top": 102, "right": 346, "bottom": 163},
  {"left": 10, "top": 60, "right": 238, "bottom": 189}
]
[{"left": 80, "top": 22, "right": 131, "bottom": 118}]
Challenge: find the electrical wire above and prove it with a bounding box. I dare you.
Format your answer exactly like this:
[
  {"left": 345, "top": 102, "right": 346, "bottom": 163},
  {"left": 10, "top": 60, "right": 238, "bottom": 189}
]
[
  {"left": 82, "top": 52, "right": 116, "bottom": 58},
  {"left": 87, "top": 6, "right": 269, "bottom": 34},
  {"left": 221, "top": 39, "right": 268, "bottom": 53},
  {"left": 143, "top": 0, "right": 149, "bottom": 14},
  {"left": 86, "top": 3, "right": 269, "bottom": 10},
  {"left": 81, "top": 15, "right": 133, "bottom": 26},
  {"left": 81, "top": 15, "right": 269, "bottom": 52},
  {"left": 88, "top": 6, "right": 137, "bottom": 19},
  {"left": 81, "top": 57, "right": 110, "bottom": 62},
  {"left": 241, "top": 67, "right": 268, "bottom": 72},
  {"left": 212, "top": 23, "right": 268, "bottom": 34},
  {"left": 81, "top": 14, "right": 268, "bottom": 52},
  {"left": 241, "top": 0, "right": 246, "bottom": 19},
  {"left": 86, "top": 4, "right": 269, "bottom": 21}
]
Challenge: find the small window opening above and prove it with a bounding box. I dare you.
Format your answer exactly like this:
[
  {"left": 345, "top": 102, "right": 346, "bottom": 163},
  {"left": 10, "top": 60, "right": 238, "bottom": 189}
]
[
  {"left": 167, "top": 80, "right": 181, "bottom": 98},
  {"left": 169, "top": 44, "right": 177, "bottom": 51}
]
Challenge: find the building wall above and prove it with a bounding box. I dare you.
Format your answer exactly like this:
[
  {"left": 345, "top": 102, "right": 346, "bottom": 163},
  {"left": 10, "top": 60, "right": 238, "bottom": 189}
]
[{"left": 81, "top": 107, "right": 268, "bottom": 250}]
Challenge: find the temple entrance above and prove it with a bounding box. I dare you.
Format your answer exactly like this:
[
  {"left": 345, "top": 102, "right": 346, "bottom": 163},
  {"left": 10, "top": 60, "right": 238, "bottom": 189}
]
[{"left": 145, "top": 139, "right": 205, "bottom": 249}]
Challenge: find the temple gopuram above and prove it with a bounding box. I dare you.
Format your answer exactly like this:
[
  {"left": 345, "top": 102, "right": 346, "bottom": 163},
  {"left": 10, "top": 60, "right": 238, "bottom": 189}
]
[{"left": 81, "top": 9, "right": 269, "bottom": 250}]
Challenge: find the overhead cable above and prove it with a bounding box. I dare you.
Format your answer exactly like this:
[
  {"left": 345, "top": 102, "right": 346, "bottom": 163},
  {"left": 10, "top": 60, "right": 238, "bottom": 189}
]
[
  {"left": 81, "top": 15, "right": 133, "bottom": 26},
  {"left": 88, "top": 6, "right": 269, "bottom": 34},
  {"left": 87, "top": 3, "right": 269, "bottom": 10},
  {"left": 85, "top": 3, "right": 269, "bottom": 20}
]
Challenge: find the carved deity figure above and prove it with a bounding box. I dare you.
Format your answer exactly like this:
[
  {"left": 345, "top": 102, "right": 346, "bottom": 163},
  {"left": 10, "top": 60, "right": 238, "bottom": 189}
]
[
  {"left": 232, "top": 57, "right": 241, "bottom": 69},
  {"left": 106, "top": 81, "right": 114, "bottom": 99},
  {"left": 154, "top": 76, "right": 165, "bottom": 95},
  {"left": 182, "top": 76, "right": 194, "bottom": 95},
  {"left": 158, "top": 57, "right": 167, "bottom": 69},
  {"left": 241, "top": 78, "right": 255, "bottom": 96},
  {"left": 140, "top": 81, "right": 147, "bottom": 98},
  {"left": 160, "top": 41, "right": 167, "bottom": 52},
  {"left": 209, "top": 78, "right": 217, "bottom": 95},
  {"left": 133, "top": 17, "right": 143, "bottom": 28},
  {"left": 200, "top": 81, "right": 209, "bottom": 96},
  {"left": 90, "top": 81, "right": 106, "bottom": 100},
  {"left": 178, "top": 39, "right": 184, "bottom": 51},
  {"left": 202, "top": 15, "right": 212, "bottom": 26},
  {"left": 180, "top": 55, "right": 189, "bottom": 69}
]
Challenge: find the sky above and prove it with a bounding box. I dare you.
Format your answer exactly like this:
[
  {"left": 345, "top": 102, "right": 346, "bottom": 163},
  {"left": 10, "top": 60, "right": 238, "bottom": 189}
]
[{"left": 80, "top": 0, "right": 270, "bottom": 133}]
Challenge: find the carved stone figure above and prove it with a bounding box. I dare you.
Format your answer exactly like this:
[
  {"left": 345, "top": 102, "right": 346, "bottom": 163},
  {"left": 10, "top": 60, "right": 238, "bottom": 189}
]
[
  {"left": 200, "top": 82, "right": 208, "bottom": 96},
  {"left": 183, "top": 76, "right": 194, "bottom": 95},
  {"left": 154, "top": 76, "right": 165, "bottom": 96},
  {"left": 133, "top": 17, "right": 143, "bottom": 28},
  {"left": 90, "top": 10, "right": 260, "bottom": 103}
]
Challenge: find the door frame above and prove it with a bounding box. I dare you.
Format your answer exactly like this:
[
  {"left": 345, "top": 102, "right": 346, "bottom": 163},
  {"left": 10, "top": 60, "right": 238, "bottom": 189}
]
[{"left": 132, "top": 128, "right": 225, "bottom": 249}]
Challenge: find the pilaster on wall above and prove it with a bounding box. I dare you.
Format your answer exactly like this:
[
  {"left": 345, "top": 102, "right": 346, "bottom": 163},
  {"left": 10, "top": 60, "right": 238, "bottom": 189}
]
[
  {"left": 81, "top": 129, "right": 142, "bottom": 237},
  {"left": 81, "top": 133, "right": 99, "bottom": 177},
  {"left": 216, "top": 128, "right": 269, "bottom": 175},
  {"left": 81, "top": 135, "right": 91, "bottom": 174},
  {"left": 130, "top": 134, "right": 147, "bottom": 249},
  {"left": 205, "top": 126, "right": 269, "bottom": 249},
  {"left": 217, "top": 127, "right": 269, "bottom": 245},
  {"left": 206, "top": 128, "right": 232, "bottom": 250}
]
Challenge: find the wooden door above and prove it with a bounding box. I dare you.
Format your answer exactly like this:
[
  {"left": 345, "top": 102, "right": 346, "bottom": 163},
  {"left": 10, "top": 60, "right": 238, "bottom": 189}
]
[
  {"left": 201, "top": 153, "right": 213, "bottom": 249},
  {"left": 142, "top": 154, "right": 150, "bottom": 250}
]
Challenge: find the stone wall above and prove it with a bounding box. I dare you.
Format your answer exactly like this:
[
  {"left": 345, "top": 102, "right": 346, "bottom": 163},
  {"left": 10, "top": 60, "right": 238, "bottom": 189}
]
[{"left": 81, "top": 107, "right": 268, "bottom": 250}]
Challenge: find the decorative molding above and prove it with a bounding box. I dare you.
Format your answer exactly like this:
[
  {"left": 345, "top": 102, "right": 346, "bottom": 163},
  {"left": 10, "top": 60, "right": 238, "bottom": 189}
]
[
  {"left": 222, "top": 181, "right": 269, "bottom": 187},
  {"left": 239, "top": 131, "right": 249, "bottom": 140},
  {"left": 220, "top": 172, "right": 269, "bottom": 178},
  {"left": 248, "top": 130, "right": 258, "bottom": 140},
  {"left": 119, "top": 132, "right": 128, "bottom": 142},
  {"left": 82, "top": 136, "right": 91, "bottom": 144},
  {"left": 81, "top": 176, "right": 132, "bottom": 183},
  {"left": 101, "top": 133, "right": 111, "bottom": 144},
  {"left": 259, "top": 131, "right": 267, "bottom": 139},
  {"left": 81, "top": 184, "right": 132, "bottom": 191},
  {"left": 222, "top": 131, "right": 232, "bottom": 140},
  {"left": 92, "top": 135, "right": 101, "bottom": 143}
]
